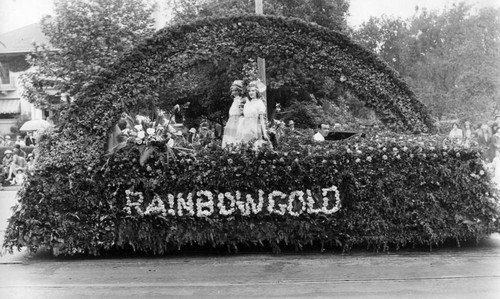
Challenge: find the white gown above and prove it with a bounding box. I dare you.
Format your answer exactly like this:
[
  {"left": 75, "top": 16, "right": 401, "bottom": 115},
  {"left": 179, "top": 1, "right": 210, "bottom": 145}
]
[
  {"left": 238, "top": 98, "right": 267, "bottom": 146},
  {"left": 222, "top": 96, "right": 244, "bottom": 148}
]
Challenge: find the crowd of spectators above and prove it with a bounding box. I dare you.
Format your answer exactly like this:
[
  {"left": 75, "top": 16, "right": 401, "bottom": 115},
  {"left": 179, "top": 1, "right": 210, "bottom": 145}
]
[
  {"left": 446, "top": 115, "right": 500, "bottom": 188},
  {"left": 447, "top": 115, "right": 500, "bottom": 162},
  {"left": 1, "top": 133, "right": 36, "bottom": 189}
]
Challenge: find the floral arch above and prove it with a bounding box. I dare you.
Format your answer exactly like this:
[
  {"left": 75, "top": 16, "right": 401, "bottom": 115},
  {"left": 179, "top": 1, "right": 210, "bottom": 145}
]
[{"left": 65, "top": 14, "right": 434, "bottom": 142}]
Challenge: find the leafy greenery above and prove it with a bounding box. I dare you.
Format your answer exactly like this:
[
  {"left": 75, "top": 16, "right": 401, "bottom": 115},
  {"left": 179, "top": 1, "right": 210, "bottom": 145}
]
[
  {"left": 167, "top": 0, "right": 350, "bottom": 32},
  {"left": 21, "top": 0, "right": 156, "bottom": 121},
  {"left": 63, "top": 14, "right": 434, "bottom": 135},
  {"left": 3, "top": 132, "right": 499, "bottom": 255},
  {"left": 352, "top": 3, "right": 500, "bottom": 122}
]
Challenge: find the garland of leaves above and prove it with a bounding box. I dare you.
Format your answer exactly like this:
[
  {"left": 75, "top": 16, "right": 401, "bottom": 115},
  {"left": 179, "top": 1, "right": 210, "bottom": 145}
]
[{"left": 63, "top": 14, "right": 435, "bottom": 138}]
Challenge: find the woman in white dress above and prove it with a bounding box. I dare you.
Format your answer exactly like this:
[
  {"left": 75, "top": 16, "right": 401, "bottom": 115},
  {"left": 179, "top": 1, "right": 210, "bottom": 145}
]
[
  {"left": 222, "top": 80, "right": 246, "bottom": 148},
  {"left": 238, "top": 80, "right": 269, "bottom": 148}
]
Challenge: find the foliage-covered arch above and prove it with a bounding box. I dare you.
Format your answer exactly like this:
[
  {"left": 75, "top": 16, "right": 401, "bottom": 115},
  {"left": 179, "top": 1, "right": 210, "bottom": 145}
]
[{"left": 66, "top": 14, "right": 434, "bottom": 140}]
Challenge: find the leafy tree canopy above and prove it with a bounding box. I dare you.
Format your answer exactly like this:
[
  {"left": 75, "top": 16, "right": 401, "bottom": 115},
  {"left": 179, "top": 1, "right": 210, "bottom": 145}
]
[
  {"left": 21, "top": 0, "right": 156, "bottom": 122},
  {"left": 167, "top": 0, "right": 350, "bottom": 32},
  {"left": 352, "top": 3, "right": 500, "bottom": 122}
]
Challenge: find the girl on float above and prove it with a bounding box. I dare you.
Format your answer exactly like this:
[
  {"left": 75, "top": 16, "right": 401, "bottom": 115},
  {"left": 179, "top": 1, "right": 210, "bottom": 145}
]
[
  {"left": 238, "top": 80, "right": 270, "bottom": 149},
  {"left": 222, "top": 80, "right": 246, "bottom": 148}
]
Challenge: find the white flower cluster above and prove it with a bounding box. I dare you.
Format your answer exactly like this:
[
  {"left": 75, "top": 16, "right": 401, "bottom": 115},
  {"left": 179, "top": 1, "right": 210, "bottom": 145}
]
[
  {"left": 144, "top": 194, "right": 166, "bottom": 216},
  {"left": 124, "top": 189, "right": 145, "bottom": 216},
  {"left": 134, "top": 125, "right": 159, "bottom": 145},
  {"left": 123, "top": 186, "right": 341, "bottom": 218},
  {"left": 470, "top": 169, "right": 486, "bottom": 180}
]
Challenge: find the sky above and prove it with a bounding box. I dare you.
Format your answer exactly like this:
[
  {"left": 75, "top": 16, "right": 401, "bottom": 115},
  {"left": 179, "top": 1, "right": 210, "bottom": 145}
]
[{"left": 1, "top": 0, "right": 499, "bottom": 34}]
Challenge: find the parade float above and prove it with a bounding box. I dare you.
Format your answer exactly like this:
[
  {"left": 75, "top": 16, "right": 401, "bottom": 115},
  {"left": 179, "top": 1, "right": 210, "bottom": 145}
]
[{"left": 3, "top": 15, "right": 499, "bottom": 256}]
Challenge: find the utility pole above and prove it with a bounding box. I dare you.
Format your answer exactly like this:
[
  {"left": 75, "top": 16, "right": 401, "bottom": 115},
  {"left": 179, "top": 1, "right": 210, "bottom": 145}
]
[{"left": 255, "top": 0, "right": 267, "bottom": 112}]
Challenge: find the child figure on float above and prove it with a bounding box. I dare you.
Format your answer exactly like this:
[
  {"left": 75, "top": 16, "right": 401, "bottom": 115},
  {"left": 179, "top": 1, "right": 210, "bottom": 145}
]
[
  {"left": 238, "top": 79, "right": 270, "bottom": 148},
  {"left": 222, "top": 80, "right": 246, "bottom": 148}
]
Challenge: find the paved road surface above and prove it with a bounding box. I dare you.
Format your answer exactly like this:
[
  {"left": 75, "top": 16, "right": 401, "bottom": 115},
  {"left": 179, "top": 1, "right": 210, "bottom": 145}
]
[{"left": 1, "top": 189, "right": 500, "bottom": 298}]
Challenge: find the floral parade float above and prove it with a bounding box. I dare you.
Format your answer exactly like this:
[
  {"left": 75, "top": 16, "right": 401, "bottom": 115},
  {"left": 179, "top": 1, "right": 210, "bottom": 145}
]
[{"left": 3, "top": 15, "right": 499, "bottom": 256}]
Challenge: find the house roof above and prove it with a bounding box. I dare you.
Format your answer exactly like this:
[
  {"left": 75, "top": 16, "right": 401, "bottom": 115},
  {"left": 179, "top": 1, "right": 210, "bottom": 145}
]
[{"left": 0, "top": 23, "right": 49, "bottom": 54}]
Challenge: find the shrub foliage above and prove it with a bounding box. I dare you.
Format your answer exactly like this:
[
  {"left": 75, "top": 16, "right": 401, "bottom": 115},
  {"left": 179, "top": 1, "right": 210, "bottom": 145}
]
[{"left": 3, "top": 133, "right": 499, "bottom": 255}]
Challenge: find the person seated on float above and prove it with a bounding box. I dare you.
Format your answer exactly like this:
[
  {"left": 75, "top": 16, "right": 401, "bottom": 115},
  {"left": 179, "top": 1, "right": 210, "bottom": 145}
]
[
  {"left": 199, "top": 122, "right": 215, "bottom": 146},
  {"left": 313, "top": 123, "right": 330, "bottom": 142},
  {"left": 172, "top": 104, "right": 183, "bottom": 124},
  {"left": 172, "top": 131, "right": 186, "bottom": 146},
  {"left": 159, "top": 128, "right": 176, "bottom": 148},
  {"left": 8, "top": 152, "right": 27, "bottom": 181},
  {"left": 187, "top": 128, "right": 199, "bottom": 144}
]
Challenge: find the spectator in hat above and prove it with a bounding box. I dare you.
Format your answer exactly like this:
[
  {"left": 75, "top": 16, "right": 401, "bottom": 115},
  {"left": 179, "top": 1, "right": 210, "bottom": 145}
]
[
  {"left": 1, "top": 149, "right": 14, "bottom": 188},
  {"left": 24, "top": 131, "right": 36, "bottom": 146},
  {"left": 13, "top": 144, "right": 27, "bottom": 159},
  {"left": 3, "top": 135, "right": 13, "bottom": 147},
  {"left": 2, "top": 150, "right": 14, "bottom": 175},
  {"left": 490, "top": 124, "right": 500, "bottom": 161},
  {"left": 15, "top": 135, "right": 25, "bottom": 147},
  {"left": 26, "top": 153, "right": 36, "bottom": 175},
  {"left": 448, "top": 122, "right": 464, "bottom": 142},
  {"left": 288, "top": 120, "right": 295, "bottom": 131},
  {"left": 11, "top": 168, "right": 26, "bottom": 186},
  {"left": 8, "top": 152, "right": 27, "bottom": 181}
]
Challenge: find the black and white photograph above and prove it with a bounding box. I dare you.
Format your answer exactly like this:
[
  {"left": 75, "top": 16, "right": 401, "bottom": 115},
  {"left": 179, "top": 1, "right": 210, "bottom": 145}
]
[{"left": 1, "top": 0, "right": 499, "bottom": 297}]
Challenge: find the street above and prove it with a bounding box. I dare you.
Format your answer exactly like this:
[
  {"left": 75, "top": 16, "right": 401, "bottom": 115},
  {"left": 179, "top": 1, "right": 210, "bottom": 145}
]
[{"left": 1, "top": 189, "right": 500, "bottom": 298}]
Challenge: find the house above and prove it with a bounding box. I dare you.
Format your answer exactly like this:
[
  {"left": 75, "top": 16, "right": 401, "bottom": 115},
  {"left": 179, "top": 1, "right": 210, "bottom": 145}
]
[{"left": 0, "top": 23, "right": 49, "bottom": 135}]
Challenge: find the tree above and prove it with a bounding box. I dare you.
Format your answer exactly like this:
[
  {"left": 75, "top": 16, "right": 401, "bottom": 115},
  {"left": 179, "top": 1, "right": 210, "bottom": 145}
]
[
  {"left": 21, "top": 0, "right": 156, "bottom": 122},
  {"left": 407, "top": 4, "right": 500, "bottom": 121},
  {"left": 167, "top": 0, "right": 350, "bottom": 32},
  {"left": 353, "top": 3, "right": 500, "bottom": 122},
  {"left": 351, "top": 16, "right": 412, "bottom": 78}
]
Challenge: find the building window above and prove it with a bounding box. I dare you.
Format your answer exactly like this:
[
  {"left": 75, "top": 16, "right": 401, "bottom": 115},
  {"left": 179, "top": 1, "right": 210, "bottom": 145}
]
[{"left": 0, "top": 62, "right": 9, "bottom": 84}]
